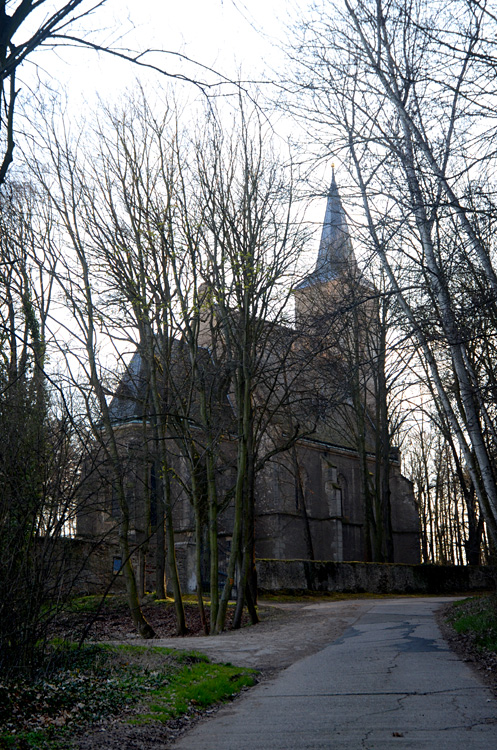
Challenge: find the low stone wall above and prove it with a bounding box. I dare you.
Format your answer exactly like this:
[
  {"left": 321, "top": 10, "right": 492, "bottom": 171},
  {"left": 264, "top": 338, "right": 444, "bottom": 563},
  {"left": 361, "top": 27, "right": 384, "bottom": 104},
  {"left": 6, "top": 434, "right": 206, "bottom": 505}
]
[
  {"left": 44, "top": 541, "right": 497, "bottom": 598},
  {"left": 256, "top": 559, "right": 497, "bottom": 595}
]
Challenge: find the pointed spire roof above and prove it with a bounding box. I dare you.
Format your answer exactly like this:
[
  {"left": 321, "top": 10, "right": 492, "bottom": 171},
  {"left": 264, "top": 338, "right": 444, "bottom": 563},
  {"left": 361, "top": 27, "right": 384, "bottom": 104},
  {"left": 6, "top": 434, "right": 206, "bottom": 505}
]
[
  {"left": 316, "top": 166, "right": 357, "bottom": 278},
  {"left": 297, "top": 168, "right": 357, "bottom": 289}
]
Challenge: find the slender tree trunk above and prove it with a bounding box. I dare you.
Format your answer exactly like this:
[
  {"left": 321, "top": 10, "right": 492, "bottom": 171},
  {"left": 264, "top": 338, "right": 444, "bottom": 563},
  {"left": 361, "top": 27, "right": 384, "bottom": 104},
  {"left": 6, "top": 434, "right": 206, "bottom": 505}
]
[
  {"left": 195, "top": 382, "right": 220, "bottom": 631},
  {"left": 145, "top": 331, "right": 186, "bottom": 634},
  {"left": 162, "top": 466, "right": 187, "bottom": 635},
  {"left": 79, "top": 249, "right": 155, "bottom": 638},
  {"left": 193, "top": 494, "right": 209, "bottom": 635},
  {"left": 187, "top": 447, "right": 208, "bottom": 633},
  {"left": 213, "top": 377, "right": 250, "bottom": 634},
  {"left": 377, "top": 313, "right": 394, "bottom": 562},
  {"left": 293, "top": 446, "right": 315, "bottom": 561},
  {"left": 155, "top": 501, "right": 166, "bottom": 599},
  {"left": 233, "top": 549, "right": 245, "bottom": 630},
  {"left": 205, "top": 433, "right": 219, "bottom": 630},
  {"left": 244, "top": 425, "right": 259, "bottom": 623},
  {"left": 233, "top": 442, "right": 259, "bottom": 629},
  {"left": 350, "top": 139, "right": 497, "bottom": 549},
  {"left": 151, "top": 435, "right": 166, "bottom": 599},
  {"left": 114, "top": 476, "right": 154, "bottom": 636},
  {"left": 353, "top": 367, "right": 376, "bottom": 561}
]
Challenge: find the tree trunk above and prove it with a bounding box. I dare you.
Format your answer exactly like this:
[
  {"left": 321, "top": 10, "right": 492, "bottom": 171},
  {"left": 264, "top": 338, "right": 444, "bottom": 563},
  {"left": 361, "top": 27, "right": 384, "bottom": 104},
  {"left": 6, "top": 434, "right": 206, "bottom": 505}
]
[
  {"left": 119, "top": 498, "right": 155, "bottom": 638},
  {"left": 162, "top": 467, "right": 187, "bottom": 635},
  {"left": 194, "top": 500, "right": 209, "bottom": 635},
  {"left": 206, "top": 443, "right": 219, "bottom": 631},
  {"left": 350, "top": 140, "right": 497, "bottom": 549},
  {"left": 188, "top": 452, "right": 208, "bottom": 634},
  {"left": 80, "top": 248, "right": 155, "bottom": 639},
  {"left": 213, "top": 377, "right": 250, "bottom": 634},
  {"left": 293, "top": 447, "right": 315, "bottom": 561},
  {"left": 155, "top": 504, "right": 166, "bottom": 599}
]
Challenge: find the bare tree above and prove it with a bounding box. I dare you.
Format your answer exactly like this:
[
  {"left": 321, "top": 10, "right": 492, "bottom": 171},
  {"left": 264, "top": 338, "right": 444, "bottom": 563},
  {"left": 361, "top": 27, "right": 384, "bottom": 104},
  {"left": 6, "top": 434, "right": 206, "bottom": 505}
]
[
  {"left": 404, "top": 408, "right": 486, "bottom": 565},
  {"left": 287, "top": 0, "right": 497, "bottom": 551},
  {"left": 0, "top": 179, "right": 102, "bottom": 670},
  {"left": 0, "top": 0, "right": 236, "bottom": 186},
  {"left": 1, "top": 2, "right": 110, "bottom": 183},
  {"left": 29, "top": 121, "right": 159, "bottom": 638},
  {"left": 190, "top": 102, "right": 315, "bottom": 631}
]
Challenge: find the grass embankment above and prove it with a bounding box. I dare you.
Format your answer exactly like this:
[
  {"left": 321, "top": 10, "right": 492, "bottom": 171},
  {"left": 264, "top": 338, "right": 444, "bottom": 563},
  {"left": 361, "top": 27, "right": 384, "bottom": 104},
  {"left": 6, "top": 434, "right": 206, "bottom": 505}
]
[
  {"left": 446, "top": 593, "right": 497, "bottom": 652},
  {"left": 0, "top": 643, "right": 257, "bottom": 750}
]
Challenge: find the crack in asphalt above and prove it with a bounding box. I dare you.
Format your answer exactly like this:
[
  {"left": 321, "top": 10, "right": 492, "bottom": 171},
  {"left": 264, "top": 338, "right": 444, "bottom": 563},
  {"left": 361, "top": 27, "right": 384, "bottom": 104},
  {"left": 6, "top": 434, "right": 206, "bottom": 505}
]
[{"left": 260, "top": 686, "right": 489, "bottom": 697}]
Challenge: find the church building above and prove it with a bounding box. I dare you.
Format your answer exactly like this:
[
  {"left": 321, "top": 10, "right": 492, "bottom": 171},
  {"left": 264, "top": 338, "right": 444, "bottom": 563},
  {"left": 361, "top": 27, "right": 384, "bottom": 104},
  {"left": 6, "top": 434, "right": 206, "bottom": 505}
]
[{"left": 77, "top": 172, "right": 420, "bottom": 594}]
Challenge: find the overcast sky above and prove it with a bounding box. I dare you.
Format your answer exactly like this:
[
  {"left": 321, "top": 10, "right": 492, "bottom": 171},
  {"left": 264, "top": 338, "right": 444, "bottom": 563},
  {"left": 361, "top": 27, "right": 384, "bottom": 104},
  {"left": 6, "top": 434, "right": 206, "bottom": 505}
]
[
  {"left": 20, "top": 0, "right": 297, "bottom": 108},
  {"left": 15, "top": 0, "right": 331, "bottom": 262},
  {"left": 9, "top": 0, "right": 347, "bottom": 350}
]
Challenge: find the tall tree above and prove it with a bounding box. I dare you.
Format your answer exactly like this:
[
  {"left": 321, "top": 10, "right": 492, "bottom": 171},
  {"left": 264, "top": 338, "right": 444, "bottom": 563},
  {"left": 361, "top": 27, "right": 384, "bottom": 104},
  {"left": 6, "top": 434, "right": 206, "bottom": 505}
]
[
  {"left": 32, "top": 87, "right": 319, "bottom": 635},
  {"left": 0, "top": 179, "right": 98, "bottom": 670},
  {"left": 288, "top": 0, "right": 497, "bottom": 550},
  {"left": 191, "top": 103, "right": 311, "bottom": 631},
  {"left": 31, "top": 122, "right": 158, "bottom": 638},
  {"left": 0, "top": 0, "right": 230, "bottom": 185}
]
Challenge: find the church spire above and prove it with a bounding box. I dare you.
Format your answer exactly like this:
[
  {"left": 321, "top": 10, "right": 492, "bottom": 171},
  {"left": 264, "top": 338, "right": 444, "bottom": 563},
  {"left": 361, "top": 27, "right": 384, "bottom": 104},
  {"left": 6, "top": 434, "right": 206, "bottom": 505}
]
[{"left": 313, "top": 167, "right": 357, "bottom": 282}]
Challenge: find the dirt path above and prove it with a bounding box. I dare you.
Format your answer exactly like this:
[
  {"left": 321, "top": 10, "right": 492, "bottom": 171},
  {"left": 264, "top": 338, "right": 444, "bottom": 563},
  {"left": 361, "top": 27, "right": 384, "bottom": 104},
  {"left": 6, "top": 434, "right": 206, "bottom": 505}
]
[{"left": 148, "top": 598, "right": 373, "bottom": 674}]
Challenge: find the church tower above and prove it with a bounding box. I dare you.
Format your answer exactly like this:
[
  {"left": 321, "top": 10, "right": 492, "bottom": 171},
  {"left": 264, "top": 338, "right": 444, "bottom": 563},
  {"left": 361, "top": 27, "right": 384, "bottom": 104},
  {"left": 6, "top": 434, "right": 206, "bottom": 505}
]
[{"left": 294, "top": 168, "right": 358, "bottom": 321}]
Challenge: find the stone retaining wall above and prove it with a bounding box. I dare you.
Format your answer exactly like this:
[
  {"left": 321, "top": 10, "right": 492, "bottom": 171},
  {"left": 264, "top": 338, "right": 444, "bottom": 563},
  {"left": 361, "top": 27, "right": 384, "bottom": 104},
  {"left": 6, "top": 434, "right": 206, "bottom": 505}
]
[
  {"left": 256, "top": 559, "right": 497, "bottom": 595},
  {"left": 48, "top": 541, "right": 497, "bottom": 597}
]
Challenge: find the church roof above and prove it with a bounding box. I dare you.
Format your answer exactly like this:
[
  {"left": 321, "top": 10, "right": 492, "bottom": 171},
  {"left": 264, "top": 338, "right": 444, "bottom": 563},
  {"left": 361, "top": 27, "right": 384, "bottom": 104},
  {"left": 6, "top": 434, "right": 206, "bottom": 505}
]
[
  {"left": 107, "top": 343, "right": 234, "bottom": 430},
  {"left": 297, "top": 169, "right": 357, "bottom": 289},
  {"left": 108, "top": 350, "right": 148, "bottom": 423}
]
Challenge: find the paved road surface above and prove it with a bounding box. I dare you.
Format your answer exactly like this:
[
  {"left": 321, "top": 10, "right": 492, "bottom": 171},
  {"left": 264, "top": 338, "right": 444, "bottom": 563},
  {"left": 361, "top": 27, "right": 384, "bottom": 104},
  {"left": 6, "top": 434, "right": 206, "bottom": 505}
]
[{"left": 172, "top": 598, "right": 497, "bottom": 749}]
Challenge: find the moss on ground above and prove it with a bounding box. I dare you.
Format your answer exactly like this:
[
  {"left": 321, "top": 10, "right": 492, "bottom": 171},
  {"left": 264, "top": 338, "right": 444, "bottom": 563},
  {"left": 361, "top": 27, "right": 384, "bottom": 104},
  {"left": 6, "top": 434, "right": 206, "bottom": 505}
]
[{"left": 0, "top": 643, "right": 257, "bottom": 750}]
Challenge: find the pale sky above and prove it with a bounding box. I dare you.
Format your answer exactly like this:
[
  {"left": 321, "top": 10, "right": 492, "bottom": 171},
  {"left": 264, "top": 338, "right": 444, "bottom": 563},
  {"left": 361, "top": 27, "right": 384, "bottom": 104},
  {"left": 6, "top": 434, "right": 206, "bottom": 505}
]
[
  {"left": 14, "top": 0, "right": 332, "bottom": 269},
  {"left": 20, "top": 0, "right": 297, "bottom": 107},
  {"left": 8, "top": 0, "right": 352, "bottom": 356}
]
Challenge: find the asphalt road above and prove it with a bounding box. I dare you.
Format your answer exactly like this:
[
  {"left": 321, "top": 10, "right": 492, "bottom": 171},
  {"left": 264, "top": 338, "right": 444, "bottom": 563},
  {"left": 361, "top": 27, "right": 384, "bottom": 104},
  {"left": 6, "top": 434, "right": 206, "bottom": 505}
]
[{"left": 172, "top": 598, "right": 497, "bottom": 749}]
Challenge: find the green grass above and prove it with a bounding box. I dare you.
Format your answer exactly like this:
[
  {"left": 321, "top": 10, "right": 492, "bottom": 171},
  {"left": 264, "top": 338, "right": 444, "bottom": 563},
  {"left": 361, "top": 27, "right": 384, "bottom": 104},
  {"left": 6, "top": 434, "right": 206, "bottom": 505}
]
[
  {"left": 447, "top": 594, "right": 497, "bottom": 652},
  {"left": 0, "top": 731, "right": 69, "bottom": 749},
  {"left": 0, "top": 643, "right": 257, "bottom": 750},
  {"left": 129, "top": 661, "right": 257, "bottom": 724},
  {"left": 64, "top": 593, "right": 129, "bottom": 614}
]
